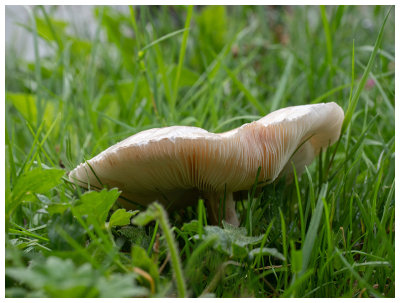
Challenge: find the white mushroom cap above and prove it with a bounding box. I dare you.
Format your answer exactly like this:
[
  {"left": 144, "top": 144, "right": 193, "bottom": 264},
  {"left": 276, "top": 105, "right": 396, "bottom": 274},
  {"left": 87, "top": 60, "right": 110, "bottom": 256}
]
[{"left": 69, "top": 102, "right": 344, "bottom": 225}]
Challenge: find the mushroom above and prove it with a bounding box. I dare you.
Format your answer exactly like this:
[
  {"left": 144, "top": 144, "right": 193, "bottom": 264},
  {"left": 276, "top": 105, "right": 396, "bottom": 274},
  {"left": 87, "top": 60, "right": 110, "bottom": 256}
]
[{"left": 69, "top": 102, "right": 344, "bottom": 226}]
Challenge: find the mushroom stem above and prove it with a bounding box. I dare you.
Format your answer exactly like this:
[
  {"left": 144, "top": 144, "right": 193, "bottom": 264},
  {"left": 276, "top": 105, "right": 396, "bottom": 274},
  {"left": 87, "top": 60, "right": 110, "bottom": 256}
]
[{"left": 206, "top": 192, "right": 239, "bottom": 227}]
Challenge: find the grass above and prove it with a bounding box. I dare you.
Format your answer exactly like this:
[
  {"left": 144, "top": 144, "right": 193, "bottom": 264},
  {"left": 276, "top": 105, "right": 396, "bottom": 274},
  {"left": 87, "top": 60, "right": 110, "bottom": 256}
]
[{"left": 5, "top": 5, "right": 395, "bottom": 298}]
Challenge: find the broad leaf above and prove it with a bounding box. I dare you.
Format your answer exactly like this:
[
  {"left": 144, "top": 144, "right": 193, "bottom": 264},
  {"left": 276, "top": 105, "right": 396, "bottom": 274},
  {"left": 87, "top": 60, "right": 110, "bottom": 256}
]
[
  {"left": 131, "top": 205, "right": 159, "bottom": 226},
  {"left": 8, "top": 168, "right": 65, "bottom": 215},
  {"left": 109, "top": 209, "right": 138, "bottom": 228},
  {"left": 181, "top": 220, "right": 200, "bottom": 234},
  {"left": 6, "top": 92, "right": 57, "bottom": 128},
  {"left": 131, "top": 245, "right": 159, "bottom": 284},
  {"left": 35, "top": 17, "right": 67, "bottom": 43},
  {"left": 72, "top": 189, "right": 120, "bottom": 226},
  {"left": 115, "top": 225, "right": 151, "bottom": 249},
  {"left": 202, "top": 221, "right": 263, "bottom": 256},
  {"left": 6, "top": 256, "right": 147, "bottom": 298}
]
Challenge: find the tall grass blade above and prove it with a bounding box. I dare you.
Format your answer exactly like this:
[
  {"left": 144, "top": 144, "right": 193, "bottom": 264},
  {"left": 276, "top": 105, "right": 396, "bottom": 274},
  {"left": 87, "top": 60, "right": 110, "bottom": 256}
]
[
  {"left": 171, "top": 5, "right": 193, "bottom": 120},
  {"left": 300, "top": 183, "right": 327, "bottom": 276},
  {"left": 342, "top": 6, "right": 393, "bottom": 132},
  {"left": 270, "top": 53, "right": 294, "bottom": 111}
]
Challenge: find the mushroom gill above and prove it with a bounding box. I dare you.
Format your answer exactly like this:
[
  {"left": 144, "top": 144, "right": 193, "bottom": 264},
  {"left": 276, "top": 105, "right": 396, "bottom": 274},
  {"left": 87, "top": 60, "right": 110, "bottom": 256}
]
[{"left": 69, "top": 102, "right": 344, "bottom": 226}]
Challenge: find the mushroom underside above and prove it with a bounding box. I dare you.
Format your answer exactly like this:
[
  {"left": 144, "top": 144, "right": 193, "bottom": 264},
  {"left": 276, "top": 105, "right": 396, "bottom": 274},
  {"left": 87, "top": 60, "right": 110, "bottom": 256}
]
[{"left": 69, "top": 102, "right": 344, "bottom": 227}]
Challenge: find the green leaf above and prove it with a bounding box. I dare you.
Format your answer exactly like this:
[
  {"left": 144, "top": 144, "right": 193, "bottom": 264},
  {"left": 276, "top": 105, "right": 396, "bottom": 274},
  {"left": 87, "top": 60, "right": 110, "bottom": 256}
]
[
  {"left": 7, "top": 93, "right": 37, "bottom": 124},
  {"left": 203, "top": 221, "right": 263, "bottom": 256},
  {"left": 6, "top": 257, "right": 95, "bottom": 297},
  {"left": 197, "top": 6, "right": 227, "bottom": 52},
  {"left": 181, "top": 220, "right": 200, "bottom": 234},
  {"left": 70, "top": 38, "right": 92, "bottom": 56},
  {"left": 109, "top": 209, "right": 138, "bottom": 228},
  {"left": 115, "top": 226, "right": 151, "bottom": 250},
  {"left": 8, "top": 168, "right": 65, "bottom": 216},
  {"left": 35, "top": 17, "right": 67, "bottom": 43},
  {"left": 290, "top": 244, "right": 303, "bottom": 274},
  {"left": 232, "top": 243, "right": 248, "bottom": 259},
  {"left": 6, "top": 256, "right": 148, "bottom": 298},
  {"left": 131, "top": 245, "right": 159, "bottom": 284},
  {"left": 72, "top": 188, "right": 120, "bottom": 226},
  {"left": 47, "top": 203, "right": 70, "bottom": 215},
  {"left": 6, "top": 92, "right": 56, "bottom": 127},
  {"left": 97, "top": 273, "right": 148, "bottom": 298},
  {"left": 131, "top": 205, "right": 159, "bottom": 226}
]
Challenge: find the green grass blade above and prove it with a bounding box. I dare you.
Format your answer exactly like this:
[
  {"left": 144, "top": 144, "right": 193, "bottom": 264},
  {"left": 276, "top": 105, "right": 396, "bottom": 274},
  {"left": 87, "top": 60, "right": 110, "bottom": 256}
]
[
  {"left": 140, "top": 28, "right": 189, "bottom": 53},
  {"left": 279, "top": 208, "right": 288, "bottom": 289},
  {"left": 155, "top": 203, "right": 187, "bottom": 297},
  {"left": 270, "top": 53, "right": 294, "bottom": 111},
  {"left": 223, "top": 64, "right": 265, "bottom": 114},
  {"left": 335, "top": 247, "right": 382, "bottom": 297},
  {"left": 300, "top": 183, "right": 327, "bottom": 276},
  {"left": 129, "top": 6, "right": 141, "bottom": 50},
  {"left": 171, "top": 5, "right": 193, "bottom": 120},
  {"left": 310, "top": 83, "right": 351, "bottom": 104},
  {"left": 320, "top": 6, "right": 333, "bottom": 88},
  {"left": 291, "top": 162, "right": 305, "bottom": 242},
  {"left": 342, "top": 6, "right": 393, "bottom": 132}
]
